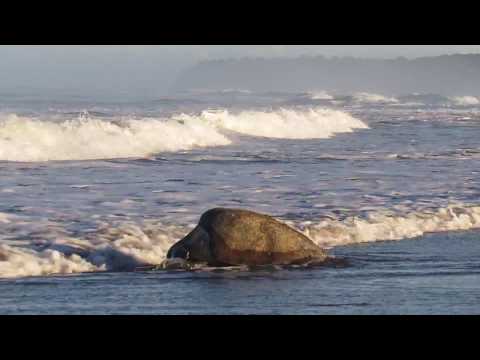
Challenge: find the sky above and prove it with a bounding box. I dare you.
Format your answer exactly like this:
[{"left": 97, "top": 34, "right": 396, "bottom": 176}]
[
  {"left": 155, "top": 45, "right": 480, "bottom": 59},
  {"left": 1, "top": 45, "right": 479, "bottom": 98}
]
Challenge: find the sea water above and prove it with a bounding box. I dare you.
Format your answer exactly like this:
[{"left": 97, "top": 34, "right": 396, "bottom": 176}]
[{"left": 0, "top": 90, "right": 479, "bottom": 314}]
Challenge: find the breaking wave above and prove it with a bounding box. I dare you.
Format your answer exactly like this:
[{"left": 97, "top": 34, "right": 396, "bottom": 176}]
[
  {"left": 449, "top": 96, "right": 480, "bottom": 106},
  {"left": 302, "top": 204, "right": 480, "bottom": 248},
  {"left": 0, "top": 108, "right": 368, "bottom": 162},
  {"left": 178, "top": 108, "right": 368, "bottom": 140},
  {"left": 308, "top": 91, "right": 334, "bottom": 101},
  {"left": 0, "top": 113, "right": 231, "bottom": 162},
  {"left": 0, "top": 218, "right": 187, "bottom": 279},
  {"left": 1, "top": 204, "right": 480, "bottom": 279},
  {"left": 353, "top": 92, "right": 399, "bottom": 104}
]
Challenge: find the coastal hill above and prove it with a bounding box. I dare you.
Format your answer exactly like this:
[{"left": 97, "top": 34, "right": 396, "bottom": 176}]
[{"left": 172, "top": 54, "right": 480, "bottom": 96}]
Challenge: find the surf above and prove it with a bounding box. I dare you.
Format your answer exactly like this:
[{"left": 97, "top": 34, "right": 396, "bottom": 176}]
[
  {"left": 0, "top": 108, "right": 368, "bottom": 162},
  {"left": 1, "top": 203, "right": 480, "bottom": 279}
]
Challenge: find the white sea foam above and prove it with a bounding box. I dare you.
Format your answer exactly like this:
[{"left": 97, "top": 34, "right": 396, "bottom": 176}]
[
  {"left": 0, "top": 113, "right": 231, "bottom": 162},
  {"left": 353, "top": 92, "right": 399, "bottom": 104},
  {"left": 178, "top": 108, "right": 368, "bottom": 140},
  {"left": 302, "top": 204, "right": 480, "bottom": 249},
  {"left": 0, "top": 244, "right": 101, "bottom": 279},
  {"left": 0, "top": 108, "right": 367, "bottom": 162},
  {"left": 308, "top": 91, "right": 334, "bottom": 100},
  {"left": 449, "top": 96, "right": 480, "bottom": 106},
  {"left": 0, "top": 220, "right": 189, "bottom": 279},
  {"left": 1, "top": 204, "right": 480, "bottom": 279}
]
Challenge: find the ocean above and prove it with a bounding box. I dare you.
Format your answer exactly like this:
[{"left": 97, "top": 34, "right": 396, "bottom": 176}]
[{"left": 1, "top": 90, "right": 479, "bottom": 314}]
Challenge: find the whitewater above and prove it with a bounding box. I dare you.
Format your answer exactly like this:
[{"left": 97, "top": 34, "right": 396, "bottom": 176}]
[
  {"left": 1, "top": 91, "right": 480, "bottom": 286},
  {"left": 1, "top": 203, "right": 480, "bottom": 278},
  {"left": 0, "top": 108, "right": 367, "bottom": 162}
]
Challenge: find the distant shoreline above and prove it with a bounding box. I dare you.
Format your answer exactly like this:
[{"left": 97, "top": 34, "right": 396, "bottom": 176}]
[{"left": 173, "top": 53, "right": 480, "bottom": 96}]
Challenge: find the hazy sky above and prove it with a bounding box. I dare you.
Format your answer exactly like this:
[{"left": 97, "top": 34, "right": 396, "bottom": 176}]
[
  {"left": 7, "top": 45, "right": 475, "bottom": 58},
  {"left": 1, "top": 45, "right": 479, "bottom": 97},
  {"left": 146, "top": 45, "right": 480, "bottom": 58}
]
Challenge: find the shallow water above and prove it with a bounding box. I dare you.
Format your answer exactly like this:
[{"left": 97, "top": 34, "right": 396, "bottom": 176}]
[
  {"left": 1, "top": 230, "right": 479, "bottom": 315},
  {"left": 1, "top": 90, "right": 480, "bottom": 314}
]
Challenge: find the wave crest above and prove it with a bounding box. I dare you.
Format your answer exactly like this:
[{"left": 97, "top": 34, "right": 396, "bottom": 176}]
[
  {"left": 449, "top": 96, "right": 480, "bottom": 106},
  {"left": 179, "top": 108, "right": 368, "bottom": 140},
  {"left": 308, "top": 91, "right": 334, "bottom": 100},
  {"left": 0, "top": 108, "right": 368, "bottom": 162},
  {"left": 0, "top": 113, "right": 231, "bottom": 162},
  {"left": 353, "top": 92, "right": 399, "bottom": 104},
  {"left": 302, "top": 204, "right": 480, "bottom": 248}
]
